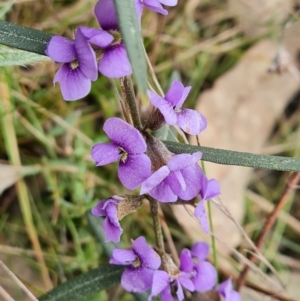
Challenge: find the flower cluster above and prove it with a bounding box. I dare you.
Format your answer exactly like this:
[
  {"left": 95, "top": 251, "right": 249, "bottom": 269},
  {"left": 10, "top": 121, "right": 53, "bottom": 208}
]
[{"left": 46, "top": 0, "right": 241, "bottom": 300}]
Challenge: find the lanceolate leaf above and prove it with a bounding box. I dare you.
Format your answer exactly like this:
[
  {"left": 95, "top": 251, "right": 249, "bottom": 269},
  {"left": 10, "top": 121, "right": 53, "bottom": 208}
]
[
  {"left": 114, "top": 0, "right": 147, "bottom": 94},
  {"left": 0, "top": 20, "right": 52, "bottom": 55},
  {"left": 164, "top": 141, "right": 300, "bottom": 172},
  {"left": 39, "top": 265, "right": 124, "bottom": 301},
  {"left": 0, "top": 45, "right": 49, "bottom": 66}
]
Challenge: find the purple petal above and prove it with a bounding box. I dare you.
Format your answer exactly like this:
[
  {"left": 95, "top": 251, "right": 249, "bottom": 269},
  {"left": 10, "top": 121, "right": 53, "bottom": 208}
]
[
  {"left": 164, "top": 171, "right": 183, "bottom": 196},
  {"left": 79, "top": 27, "right": 114, "bottom": 48},
  {"left": 159, "top": 0, "right": 178, "bottom": 5},
  {"left": 191, "top": 242, "right": 210, "bottom": 261},
  {"left": 99, "top": 44, "right": 132, "bottom": 78},
  {"left": 134, "top": 0, "right": 144, "bottom": 20},
  {"left": 119, "top": 154, "right": 151, "bottom": 189},
  {"left": 179, "top": 249, "right": 193, "bottom": 273},
  {"left": 200, "top": 178, "right": 220, "bottom": 201},
  {"left": 143, "top": 0, "right": 168, "bottom": 15},
  {"left": 110, "top": 248, "right": 136, "bottom": 265},
  {"left": 133, "top": 236, "right": 161, "bottom": 269},
  {"left": 46, "top": 36, "right": 76, "bottom": 63},
  {"left": 194, "top": 201, "right": 209, "bottom": 233},
  {"left": 177, "top": 109, "right": 207, "bottom": 135},
  {"left": 122, "top": 267, "right": 154, "bottom": 292},
  {"left": 94, "top": 0, "right": 118, "bottom": 30},
  {"left": 140, "top": 166, "right": 170, "bottom": 194},
  {"left": 103, "top": 214, "right": 123, "bottom": 242},
  {"left": 161, "top": 285, "right": 174, "bottom": 301},
  {"left": 193, "top": 262, "right": 217, "bottom": 291},
  {"left": 148, "top": 270, "right": 170, "bottom": 300},
  {"left": 178, "top": 274, "right": 195, "bottom": 292},
  {"left": 149, "top": 180, "right": 178, "bottom": 203},
  {"left": 53, "top": 64, "right": 91, "bottom": 101},
  {"left": 91, "top": 200, "right": 107, "bottom": 216},
  {"left": 103, "top": 118, "right": 146, "bottom": 153},
  {"left": 175, "top": 280, "right": 184, "bottom": 301},
  {"left": 216, "top": 278, "right": 241, "bottom": 301},
  {"left": 147, "top": 90, "right": 177, "bottom": 125},
  {"left": 75, "top": 27, "right": 98, "bottom": 81},
  {"left": 167, "top": 152, "right": 202, "bottom": 171},
  {"left": 91, "top": 143, "right": 121, "bottom": 166},
  {"left": 165, "top": 80, "right": 189, "bottom": 107}
]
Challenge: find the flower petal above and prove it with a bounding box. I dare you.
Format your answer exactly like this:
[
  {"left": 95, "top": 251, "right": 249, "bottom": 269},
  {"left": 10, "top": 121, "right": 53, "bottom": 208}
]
[
  {"left": 143, "top": 0, "right": 168, "bottom": 15},
  {"left": 46, "top": 36, "right": 76, "bottom": 63},
  {"left": 200, "top": 178, "right": 220, "bottom": 201},
  {"left": 103, "top": 214, "right": 123, "bottom": 242},
  {"left": 165, "top": 80, "right": 188, "bottom": 107},
  {"left": 194, "top": 201, "right": 209, "bottom": 233},
  {"left": 149, "top": 180, "right": 178, "bottom": 203},
  {"left": 216, "top": 278, "right": 241, "bottom": 301},
  {"left": 99, "top": 44, "right": 132, "bottom": 78},
  {"left": 178, "top": 274, "right": 195, "bottom": 292},
  {"left": 122, "top": 267, "right": 154, "bottom": 292},
  {"left": 119, "top": 154, "right": 151, "bottom": 189},
  {"left": 94, "top": 0, "right": 118, "bottom": 30},
  {"left": 159, "top": 0, "right": 178, "bottom": 5},
  {"left": 148, "top": 270, "right": 170, "bottom": 300},
  {"left": 91, "top": 200, "right": 107, "bottom": 216},
  {"left": 191, "top": 242, "right": 209, "bottom": 261},
  {"left": 179, "top": 249, "right": 193, "bottom": 273},
  {"left": 103, "top": 117, "right": 146, "bottom": 153},
  {"left": 167, "top": 152, "right": 201, "bottom": 171},
  {"left": 91, "top": 142, "right": 121, "bottom": 166},
  {"left": 79, "top": 27, "right": 114, "bottom": 48},
  {"left": 175, "top": 280, "right": 184, "bottom": 301},
  {"left": 75, "top": 27, "right": 98, "bottom": 81},
  {"left": 53, "top": 64, "right": 91, "bottom": 101},
  {"left": 147, "top": 90, "right": 177, "bottom": 125},
  {"left": 140, "top": 166, "right": 170, "bottom": 194},
  {"left": 110, "top": 249, "right": 136, "bottom": 265},
  {"left": 193, "top": 261, "right": 217, "bottom": 291},
  {"left": 161, "top": 285, "right": 173, "bottom": 301},
  {"left": 177, "top": 109, "right": 207, "bottom": 135}
]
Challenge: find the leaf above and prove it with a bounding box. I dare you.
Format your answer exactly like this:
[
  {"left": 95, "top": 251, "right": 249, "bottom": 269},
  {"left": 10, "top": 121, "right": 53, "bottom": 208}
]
[
  {"left": 0, "top": 45, "right": 49, "bottom": 66},
  {"left": 0, "top": 20, "right": 53, "bottom": 55},
  {"left": 39, "top": 265, "right": 124, "bottom": 301},
  {"left": 114, "top": 0, "right": 148, "bottom": 94},
  {"left": 163, "top": 141, "right": 300, "bottom": 171}
]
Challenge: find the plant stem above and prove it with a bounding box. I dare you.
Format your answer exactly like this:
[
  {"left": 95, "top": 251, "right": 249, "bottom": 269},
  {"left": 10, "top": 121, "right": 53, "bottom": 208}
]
[{"left": 119, "top": 76, "right": 142, "bottom": 130}]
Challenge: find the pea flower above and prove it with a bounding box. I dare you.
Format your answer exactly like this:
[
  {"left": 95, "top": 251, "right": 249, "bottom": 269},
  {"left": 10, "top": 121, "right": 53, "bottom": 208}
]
[
  {"left": 136, "top": 0, "right": 178, "bottom": 16},
  {"left": 141, "top": 152, "right": 203, "bottom": 202},
  {"left": 46, "top": 27, "right": 98, "bottom": 101},
  {"left": 91, "top": 117, "right": 151, "bottom": 190},
  {"left": 194, "top": 177, "right": 220, "bottom": 232},
  {"left": 80, "top": 0, "right": 133, "bottom": 78},
  {"left": 91, "top": 197, "right": 123, "bottom": 242},
  {"left": 215, "top": 278, "right": 241, "bottom": 301},
  {"left": 147, "top": 80, "right": 207, "bottom": 135},
  {"left": 110, "top": 236, "right": 161, "bottom": 292}
]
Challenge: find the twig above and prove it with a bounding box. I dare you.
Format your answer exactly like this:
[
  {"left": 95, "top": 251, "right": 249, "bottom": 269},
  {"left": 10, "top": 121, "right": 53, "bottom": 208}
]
[
  {"left": 236, "top": 172, "right": 300, "bottom": 290},
  {"left": 0, "top": 287, "right": 15, "bottom": 301}
]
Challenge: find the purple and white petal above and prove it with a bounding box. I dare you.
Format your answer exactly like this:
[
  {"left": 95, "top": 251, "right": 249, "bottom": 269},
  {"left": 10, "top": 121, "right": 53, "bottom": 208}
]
[
  {"left": 165, "top": 80, "right": 189, "bottom": 107},
  {"left": 143, "top": 0, "right": 168, "bottom": 15},
  {"left": 149, "top": 180, "right": 178, "bottom": 203},
  {"left": 159, "top": 0, "right": 178, "bottom": 5},
  {"left": 79, "top": 27, "right": 114, "bottom": 49},
  {"left": 75, "top": 27, "right": 98, "bottom": 81},
  {"left": 46, "top": 36, "right": 76, "bottom": 63},
  {"left": 110, "top": 248, "right": 136, "bottom": 265},
  {"left": 167, "top": 152, "right": 201, "bottom": 171},
  {"left": 133, "top": 236, "right": 161, "bottom": 270},
  {"left": 140, "top": 166, "right": 170, "bottom": 194},
  {"left": 148, "top": 270, "right": 170, "bottom": 300},
  {"left": 179, "top": 249, "right": 193, "bottom": 273},
  {"left": 118, "top": 154, "right": 151, "bottom": 190},
  {"left": 147, "top": 90, "right": 177, "bottom": 125},
  {"left": 194, "top": 200, "right": 209, "bottom": 233},
  {"left": 53, "top": 64, "right": 91, "bottom": 101},
  {"left": 191, "top": 242, "right": 210, "bottom": 261},
  {"left": 193, "top": 261, "right": 217, "bottom": 292},
  {"left": 177, "top": 109, "right": 207, "bottom": 135},
  {"left": 103, "top": 118, "right": 147, "bottom": 154},
  {"left": 91, "top": 142, "right": 121, "bottom": 166},
  {"left": 122, "top": 267, "right": 154, "bottom": 292},
  {"left": 94, "top": 0, "right": 118, "bottom": 31},
  {"left": 178, "top": 274, "right": 195, "bottom": 292},
  {"left": 99, "top": 44, "right": 132, "bottom": 78}
]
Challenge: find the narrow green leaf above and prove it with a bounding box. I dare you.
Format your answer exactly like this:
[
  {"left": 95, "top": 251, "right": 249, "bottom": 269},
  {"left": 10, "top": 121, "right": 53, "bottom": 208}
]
[
  {"left": 163, "top": 141, "right": 300, "bottom": 172},
  {"left": 114, "top": 0, "right": 147, "bottom": 94},
  {"left": 39, "top": 264, "right": 124, "bottom": 301},
  {"left": 0, "top": 45, "right": 49, "bottom": 66},
  {"left": 0, "top": 20, "right": 53, "bottom": 55}
]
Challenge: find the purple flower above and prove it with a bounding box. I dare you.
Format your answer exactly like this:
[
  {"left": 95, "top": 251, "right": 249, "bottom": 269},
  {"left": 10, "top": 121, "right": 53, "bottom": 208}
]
[
  {"left": 80, "top": 0, "right": 132, "bottom": 78},
  {"left": 216, "top": 278, "right": 241, "bottom": 301},
  {"left": 91, "top": 197, "right": 123, "bottom": 242},
  {"left": 46, "top": 27, "right": 98, "bottom": 101},
  {"left": 179, "top": 242, "right": 217, "bottom": 292},
  {"left": 135, "top": 0, "right": 178, "bottom": 16},
  {"left": 91, "top": 117, "right": 151, "bottom": 190},
  {"left": 194, "top": 177, "right": 220, "bottom": 232},
  {"left": 141, "top": 152, "right": 203, "bottom": 202},
  {"left": 147, "top": 80, "right": 207, "bottom": 135},
  {"left": 109, "top": 236, "right": 161, "bottom": 293}
]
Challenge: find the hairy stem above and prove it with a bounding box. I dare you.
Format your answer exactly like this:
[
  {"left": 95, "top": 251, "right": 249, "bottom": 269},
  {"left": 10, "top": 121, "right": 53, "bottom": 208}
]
[{"left": 119, "top": 76, "right": 142, "bottom": 130}]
